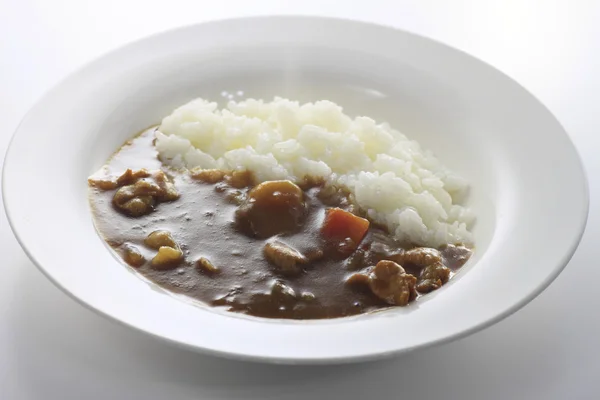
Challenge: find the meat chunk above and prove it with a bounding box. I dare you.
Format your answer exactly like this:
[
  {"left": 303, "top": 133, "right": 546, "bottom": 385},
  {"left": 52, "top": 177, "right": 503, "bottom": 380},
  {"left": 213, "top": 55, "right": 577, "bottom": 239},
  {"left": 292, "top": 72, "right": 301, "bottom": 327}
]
[
  {"left": 132, "top": 179, "right": 162, "bottom": 195},
  {"left": 144, "top": 230, "right": 178, "bottom": 249},
  {"left": 111, "top": 170, "right": 179, "bottom": 217},
  {"left": 151, "top": 246, "right": 183, "bottom": 269},
  {"left": 225, "top": 189, "right": 246, "bottom": 205},
  {"left": 197, "top": 257, "right": 220, "bottom": 274},
  {"left": 318, "top": 185, "right": 353, "bottom": 208},
  {"left": 152, "top": 171, "right": 179, "bottom": 201},
  {"left": 122, "top": 244, "right": 145, "bottom": 267},
  {"left": 113, "top": 187, "right": 156, "bottom": 217},
  {"left": 225, "top": 170, "right": 254, "bottom": 188},
  {"left": 116, "top": 168, "right": 151, "bottom": 186},
  {"left": 345, "top": 271, "right": 370, "bottom": 286},
  {"left": 235, "top": 180, "right": 306, "bottom": 238},
  {"left": 263, "top": 241, "right": 308, "bottom": 275},
  {"left": 300, "top": 292, "right": 317, "bottom": 302},
  {"left": 441, "top": 244, "right": 473, "bottom": 268},
  {"left": 416, "top": 263, "right": 451, "bottom": 293},
  {"left": 393, "top": 247, "right": 442, "bottom": 267},
  {"left": 190, "top": 168, "right": 227, "bottom": 183},
  {"left": 88, "top": 177, "right": 118, "bottom": 190},
  {"left": 298, "top": 176, "right": 326, "bottom": 190},
  {"left": 270, "top": 281, "right": 297, "bottom": 304},
  {"left": 368, "top": 260, "right": 417, "bottom": 306},
  {"left": 304, "top": 248, "right": 324, "bottom": 262},
  {"left": 89, "top": 168, "right": 151, "bottom": 190}
]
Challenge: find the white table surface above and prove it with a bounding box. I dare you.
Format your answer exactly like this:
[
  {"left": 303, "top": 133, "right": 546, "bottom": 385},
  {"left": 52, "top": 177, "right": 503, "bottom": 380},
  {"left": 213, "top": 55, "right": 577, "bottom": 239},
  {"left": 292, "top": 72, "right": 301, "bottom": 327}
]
[{"left": 1, "top": 1, "right": 599, "bottom": 399}]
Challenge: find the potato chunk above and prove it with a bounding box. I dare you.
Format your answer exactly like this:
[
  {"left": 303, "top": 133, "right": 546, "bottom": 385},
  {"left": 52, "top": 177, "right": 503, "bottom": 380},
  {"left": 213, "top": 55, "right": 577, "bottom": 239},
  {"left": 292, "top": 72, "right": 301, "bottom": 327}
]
[
  {"left": 248, "top": 180, "right": 303, "bottom": 206},
  {"left": 236, "top": 180, "right": 306, "bottom": 238},
  {"left": 197, "top": 257, "right": 220, "bottom": 274},
  {"left": 122, "top": 244, "right": 145, "bottom": 267},
  {"left": 144, "top": 230, "right": 178, "bottom": 249},
  {"left": 151, "top": 246, "right": 183, "bottom": 269}
]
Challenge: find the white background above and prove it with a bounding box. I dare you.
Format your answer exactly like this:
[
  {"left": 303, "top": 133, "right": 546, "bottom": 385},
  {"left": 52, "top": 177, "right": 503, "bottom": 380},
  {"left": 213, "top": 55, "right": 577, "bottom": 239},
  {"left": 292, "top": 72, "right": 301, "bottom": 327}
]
[{"left": 1, "top": 1, "right": 599, "bottom": 399}]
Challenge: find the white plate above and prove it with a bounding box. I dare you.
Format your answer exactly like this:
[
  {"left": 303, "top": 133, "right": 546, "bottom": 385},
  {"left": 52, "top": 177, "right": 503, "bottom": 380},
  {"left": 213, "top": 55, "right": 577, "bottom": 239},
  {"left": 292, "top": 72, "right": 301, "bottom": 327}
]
[{"left": 2, "top": 16, "right": 588, "bottom": 364}]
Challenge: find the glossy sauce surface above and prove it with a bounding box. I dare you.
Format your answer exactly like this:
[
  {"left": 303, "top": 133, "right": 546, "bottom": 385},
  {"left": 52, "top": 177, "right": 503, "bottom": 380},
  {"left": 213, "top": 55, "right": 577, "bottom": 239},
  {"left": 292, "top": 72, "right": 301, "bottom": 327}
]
[{"left": 89, "top": 129, "right": 472, "bottom": 319}]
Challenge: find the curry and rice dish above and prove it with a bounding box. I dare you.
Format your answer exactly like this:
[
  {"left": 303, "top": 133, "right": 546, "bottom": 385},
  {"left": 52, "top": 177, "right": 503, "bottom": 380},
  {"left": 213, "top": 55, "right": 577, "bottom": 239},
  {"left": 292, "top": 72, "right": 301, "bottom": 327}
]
[{"left": 88, "top": 98, "right": 474, "bottom": 319}]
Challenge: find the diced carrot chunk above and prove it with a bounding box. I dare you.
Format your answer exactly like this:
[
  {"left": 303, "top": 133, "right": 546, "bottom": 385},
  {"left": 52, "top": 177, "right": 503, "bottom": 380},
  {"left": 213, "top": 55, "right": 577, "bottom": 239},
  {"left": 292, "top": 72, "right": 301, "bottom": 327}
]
[{"left": 321, "top": 208, "right": 370, "bottom": 246}]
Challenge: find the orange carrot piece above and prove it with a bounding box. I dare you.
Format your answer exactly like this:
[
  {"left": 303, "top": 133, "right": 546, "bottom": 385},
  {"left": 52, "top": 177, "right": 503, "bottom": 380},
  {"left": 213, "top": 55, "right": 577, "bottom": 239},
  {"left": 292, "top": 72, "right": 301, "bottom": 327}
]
[{"left": 321, "top": 208, "right": 370, "bottom": 245}]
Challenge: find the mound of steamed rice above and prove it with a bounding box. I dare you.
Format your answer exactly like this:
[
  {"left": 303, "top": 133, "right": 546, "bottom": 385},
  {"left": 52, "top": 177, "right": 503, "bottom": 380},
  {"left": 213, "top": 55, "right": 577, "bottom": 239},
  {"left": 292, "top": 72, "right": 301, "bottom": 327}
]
[{"left": 155, "top": 98, "right": 475, "bottom": 247}]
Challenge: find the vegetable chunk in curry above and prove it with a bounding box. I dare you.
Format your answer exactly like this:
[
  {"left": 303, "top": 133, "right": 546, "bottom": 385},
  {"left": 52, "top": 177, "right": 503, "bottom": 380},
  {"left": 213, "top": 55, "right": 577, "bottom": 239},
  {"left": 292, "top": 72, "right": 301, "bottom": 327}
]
[{"left": 88, "top": 129, "right": 472, "bottom": 319}]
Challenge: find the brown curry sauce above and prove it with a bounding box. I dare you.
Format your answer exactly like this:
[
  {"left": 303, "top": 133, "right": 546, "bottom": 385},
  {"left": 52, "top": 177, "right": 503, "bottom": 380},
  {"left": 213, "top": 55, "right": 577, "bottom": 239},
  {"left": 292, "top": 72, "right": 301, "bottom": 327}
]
[{"left": 89, "top": 129, "right": 472, "bottom": 319}]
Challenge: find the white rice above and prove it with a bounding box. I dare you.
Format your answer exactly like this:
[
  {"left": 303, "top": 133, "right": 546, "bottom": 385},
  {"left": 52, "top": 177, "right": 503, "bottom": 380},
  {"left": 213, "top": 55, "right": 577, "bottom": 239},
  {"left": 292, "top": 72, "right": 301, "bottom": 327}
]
[{"left": 155, "top": 97, "right": 475, "bottom": 247}]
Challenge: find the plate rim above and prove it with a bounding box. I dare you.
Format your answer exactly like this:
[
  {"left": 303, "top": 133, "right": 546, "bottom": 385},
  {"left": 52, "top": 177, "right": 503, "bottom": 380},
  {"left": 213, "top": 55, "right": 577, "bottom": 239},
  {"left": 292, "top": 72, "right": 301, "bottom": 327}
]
[{"left": 2, "top": 15, "right": 590, "bottom": 364}]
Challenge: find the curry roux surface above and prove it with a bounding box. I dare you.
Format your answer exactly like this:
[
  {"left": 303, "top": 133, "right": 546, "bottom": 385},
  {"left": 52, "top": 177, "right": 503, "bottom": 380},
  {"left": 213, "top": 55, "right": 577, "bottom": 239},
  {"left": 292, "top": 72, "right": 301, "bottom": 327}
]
[{"left": 89, "top": 129, "right": 472, "bottom": 319}]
